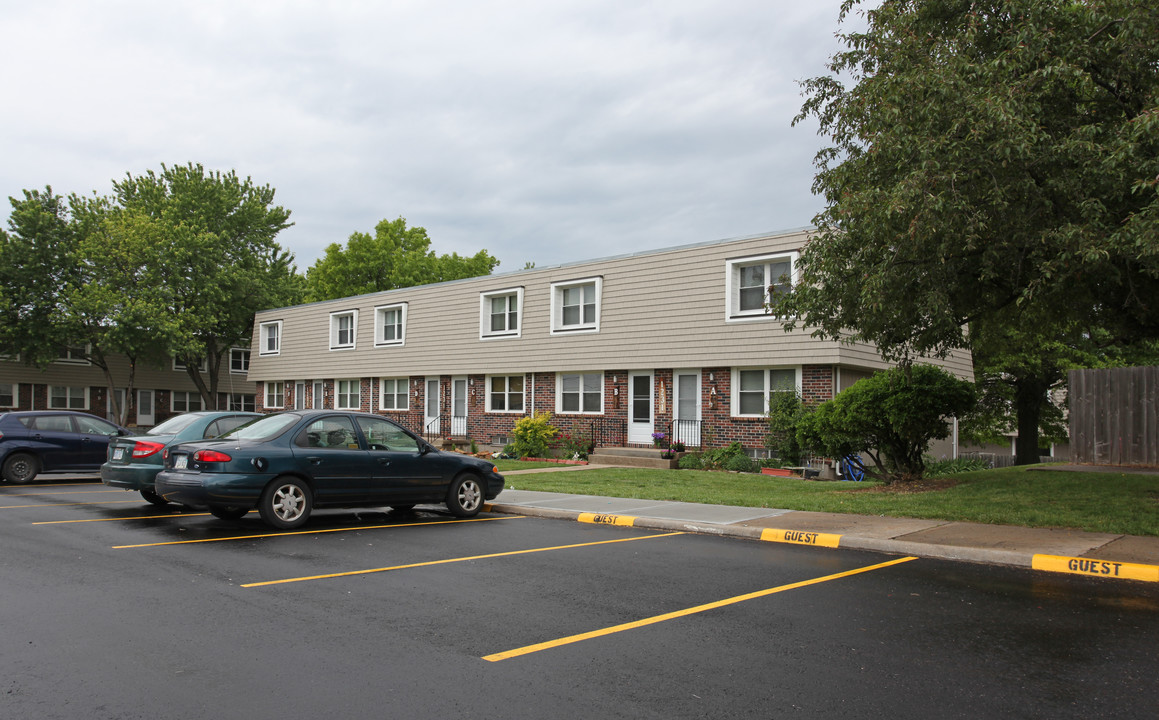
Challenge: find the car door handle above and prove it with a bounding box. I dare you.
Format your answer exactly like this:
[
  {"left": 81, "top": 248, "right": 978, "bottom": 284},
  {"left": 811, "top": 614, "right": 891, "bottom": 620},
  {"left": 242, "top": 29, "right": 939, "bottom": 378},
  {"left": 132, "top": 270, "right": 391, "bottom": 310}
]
[
  {"left": 377, "top": 458, "right": 391, "bottom": 466},
  {"left": 81, "top": 437, "right": 92, "bottom": 443},
  {"left": 306, "top": 456, "right": 323, "bottom": 466}
]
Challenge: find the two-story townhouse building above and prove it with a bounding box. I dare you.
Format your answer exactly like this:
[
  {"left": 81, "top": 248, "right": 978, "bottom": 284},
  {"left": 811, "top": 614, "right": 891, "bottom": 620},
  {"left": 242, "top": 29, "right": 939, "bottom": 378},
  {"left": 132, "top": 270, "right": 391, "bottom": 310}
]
[
  {"left": 0, "top": 347, "right": 257, "bottom": 426},
  {"left": 246, "top": 228, "right": 974, "bottom": 456}
]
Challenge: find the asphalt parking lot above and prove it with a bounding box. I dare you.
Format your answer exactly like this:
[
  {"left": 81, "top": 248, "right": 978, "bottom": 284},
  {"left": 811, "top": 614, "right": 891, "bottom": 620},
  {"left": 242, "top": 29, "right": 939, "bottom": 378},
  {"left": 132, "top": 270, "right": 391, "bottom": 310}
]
[{"left": 3, "top": 478, "right": 1158, "bottom": 719}]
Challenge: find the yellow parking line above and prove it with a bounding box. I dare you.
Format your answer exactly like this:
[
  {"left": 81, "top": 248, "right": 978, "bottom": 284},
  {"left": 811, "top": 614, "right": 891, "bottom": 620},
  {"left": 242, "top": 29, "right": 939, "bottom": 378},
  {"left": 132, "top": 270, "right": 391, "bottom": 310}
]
[
  {"left": 1, "top": 482, "right": 101, "bottom": 489},
  {"left": 760, "top": 528, "right": 843, "bottom": 548},
  {"left": 6, "top": 489, "right": 125, "bottom": 496},
  {"left": 113, "top": 515, "right": 522, "bottom": 549},
  {"left": 243, "top": 532, "right": 686, "bottom": 588},
  {"left": 1032, "top": 554, "right": 1159, "bottom": 583},
  {"left": 0, "top": 500, "right": 141, "bottom": 509},
  {"left": 483, "top": 556, "right": 919, "bottom": 662},
  {"left": 34, "top": 512, "right": 212, "bottom": 525}
]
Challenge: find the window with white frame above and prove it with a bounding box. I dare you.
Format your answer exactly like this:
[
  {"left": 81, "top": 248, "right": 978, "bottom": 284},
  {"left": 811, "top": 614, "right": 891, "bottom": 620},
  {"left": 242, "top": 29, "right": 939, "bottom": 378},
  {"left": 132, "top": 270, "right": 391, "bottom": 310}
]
[
  {"left": 329, "top": 310, "right": 358, "bottom": 350},
  {"left": 49, "top": 385, "right": 88, "bottom": 409},
  {"left": 374, "top": 303, "right": 407, "bottom": 347},
  {"left": 336, "top": 379, "right": 361, "bottom": 409},
  {"left": 171, "top": 390, "right": 204, "bottom": 413},
  {"left": 733, "top": 368, "right": 799, "bottom": 416},
  {"left": 265, "top": 381, "right": 285, "bottom": 409},
  {"left": 56, "top": 345, "right": 90, "bottom": 365},
  {"left": 480, "top": 288, "right": 522, "bottom": 339},
  {"left": 550, "top": 278, "right": 601, "bottom": 334},
  {"left": 230, "top": 348, "right": 250, "bottom": 374},
  {"left": 259, "top": 321, "right": 282, "bottom": 355},
  {"left": 312, "top": 381, "right": 324, "bottom": 409},
  {"left": 0, "top": 382, "right": 17, "bottom": 408},
  {"left": 173, "top": 357, "right": 208, "bottom": 373},
  {"left": 379, "top": 378, "right": 409, "bottom": 411},
  {"left": 725, "top": 252, "right": 797, "bottom": 320},
  {"left": 487, "top": 375, "right": 525, "bottom": 412},
  {"left": 225, "top": 393, "right": 255, "bottom": 412},
  {"left": 558, "top": 372, "right": 602, "bottom": 414}
]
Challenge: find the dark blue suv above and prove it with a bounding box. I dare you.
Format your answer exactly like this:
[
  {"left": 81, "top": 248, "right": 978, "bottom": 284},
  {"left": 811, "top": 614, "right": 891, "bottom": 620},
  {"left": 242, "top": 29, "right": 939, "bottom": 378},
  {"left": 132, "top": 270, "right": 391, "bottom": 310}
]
[{"left": 0, "top": 411, "right": 129, "bottom": 483}]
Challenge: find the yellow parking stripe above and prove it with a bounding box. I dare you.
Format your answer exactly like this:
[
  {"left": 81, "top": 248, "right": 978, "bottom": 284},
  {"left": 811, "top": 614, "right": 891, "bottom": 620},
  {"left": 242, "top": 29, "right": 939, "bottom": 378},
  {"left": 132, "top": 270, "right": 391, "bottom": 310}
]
[
  {"left": 243, "top": 532, "right": 686, "bottom": 587},
  {"left": 0, "top": 500, "right": 141, "bottom": 509},
  {"left": 760, "top": 528, "right": 843, "bottom": 548},
  {"left": 5, "top": 489, "right": 123, "bottom": 496},
  {"left": 483, "top": 556, "right": 918, "bottom": 662},
  {"left": 112, "top": 515, "right": 521, "bottom": 549},
  {"left": 34, "top": 512, "right": 212, "bottom": 524},
  {"left": 578, "top": 512, "right": 638, "bottom": 527},
  {"left": 1032, "top": 554, "right": 1159, "bottom": 583}
]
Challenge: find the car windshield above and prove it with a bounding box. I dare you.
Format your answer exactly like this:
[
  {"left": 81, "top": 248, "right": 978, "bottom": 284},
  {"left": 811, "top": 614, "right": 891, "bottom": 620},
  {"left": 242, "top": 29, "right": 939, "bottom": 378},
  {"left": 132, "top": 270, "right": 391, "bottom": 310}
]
[
  {"left": 219, "top": 413, "right": 299, "bottom": 441},
  {"left": 147, "top": 414, "right": 202, "bottom": 435}
]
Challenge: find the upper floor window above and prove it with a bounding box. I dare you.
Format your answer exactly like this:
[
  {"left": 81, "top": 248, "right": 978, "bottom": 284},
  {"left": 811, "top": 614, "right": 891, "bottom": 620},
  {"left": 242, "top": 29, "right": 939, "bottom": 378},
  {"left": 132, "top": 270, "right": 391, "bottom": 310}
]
[
  {"left": 265, "top": 381, "right": 285, "bottom": 409},
  {"left": 0, "top": 382, "right": 17, "bottom": 408},
  {"left": 487, "top": 375, "right": 525, "bottom": 413},
  {"left": 173, "top": 357, "right": 208, "bottom": 373},
  {"left": 726, "top": 252, "right": 797, "bottom": 321},
  {"left": 733, "top": 368, "right": 799, "bottom": 416},
  {"left": 259, "top": 321, "right": 282, "bottom": 356},
  {"left": 558, "top": 372, "right": 602, "bottom": 414},
  {"left": 379, "top": 378, "right": 409, "bottom": 411},
  {"left": 375, "top": 303, "right": 407, "bottom": 347},
  {"left": 230, "top": 348, "right": 250, "bottom": 374},
  {"left": 551, "top": 277, "right": 601, "bottom": 335},
  {"left": 56, "top": 344, "right": 90, "bottom": 365},
  {"left": 50, "top": 385, "right": 88, "bottom": 410},
  {"left": 336, "top": 379, "right": 361, "bottom": 409},
  {"left": 330, "top": 310, "right": 358, "bottom": 351},
  {"left": 481, "top": 288, "right": 523, "bottom": 339}
]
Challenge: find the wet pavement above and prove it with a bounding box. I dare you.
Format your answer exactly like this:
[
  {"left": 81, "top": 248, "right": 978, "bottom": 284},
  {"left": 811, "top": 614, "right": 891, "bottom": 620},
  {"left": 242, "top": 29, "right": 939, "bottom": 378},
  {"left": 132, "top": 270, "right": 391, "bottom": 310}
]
[{"left": 493, "top": 464, "right": 1159, "bottom": 583}]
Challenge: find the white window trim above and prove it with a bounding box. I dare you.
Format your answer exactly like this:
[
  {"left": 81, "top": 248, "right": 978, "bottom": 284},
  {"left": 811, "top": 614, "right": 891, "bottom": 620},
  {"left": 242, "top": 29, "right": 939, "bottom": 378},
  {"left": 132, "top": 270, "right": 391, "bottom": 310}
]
[
  {"left": 0, "top": 382, "right": 19, "bottom": 408},
  {"left": 336, "top": 378, "right": 361, "bottom": 410},
  {"left": 550, "top": 277, "right": 602, "bottom": 335},
  {"left": 485, "top": 374, "right": 527, "bottom": 414},
  {"left": 555, "top": 371, "right": 604, "bottom": 415},
  {"left": 230, "top": 348, "right": 251, "bottom": 374},
  {"left": 480, "top": 287, "right": 524, "bottom": 340},
  {"left": 49, "top": 385, "right": 89, "bottom": 410},
  {"left": 172, "top": 357, "right": 209, "bottom": 373},
  {"left": 724, "top": 251, "right": 799, "bottom": 322},
  {"left": 378, "top": 377, "right": 410, "bottom": 411},
  {"left": 55, "top": 344, "right": 91, "bottom": 365},
  {"left": 374, "top": 303, "right": 408, "bottom": 347},
  {"left": 259, "top": 320, "right": 283, "bottom": 356},
  {"left": 329, "top": 309, "right": 359, "bottom": 351},
  {"left": 170, "top": 390, "right": 205, "bottom": 413},
  {"left": 730, "top": 367, "right": 802, "bottom": 417},
  {"left": 265, "top": 381, "right": 285, "bottom": 409}
]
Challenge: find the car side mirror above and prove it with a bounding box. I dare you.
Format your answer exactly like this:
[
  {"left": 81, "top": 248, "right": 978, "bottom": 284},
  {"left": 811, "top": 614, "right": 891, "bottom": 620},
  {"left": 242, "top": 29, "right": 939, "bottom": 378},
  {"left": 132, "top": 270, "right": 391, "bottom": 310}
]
[{"left": 420, "top": 443, "right": 434, "bottom": 455}]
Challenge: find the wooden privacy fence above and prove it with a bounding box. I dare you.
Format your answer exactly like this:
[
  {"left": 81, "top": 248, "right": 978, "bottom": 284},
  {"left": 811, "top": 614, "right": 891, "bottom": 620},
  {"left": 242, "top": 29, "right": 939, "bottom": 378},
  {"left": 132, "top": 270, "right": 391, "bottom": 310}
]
[{"left": 1069, "top": 366, "right": 1159, "bottom": 466}]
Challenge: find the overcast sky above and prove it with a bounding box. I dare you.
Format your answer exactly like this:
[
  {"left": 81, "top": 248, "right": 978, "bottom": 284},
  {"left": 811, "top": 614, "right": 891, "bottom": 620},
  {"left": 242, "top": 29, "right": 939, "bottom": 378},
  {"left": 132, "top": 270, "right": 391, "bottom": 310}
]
[{"left": 2, "top": 0, "right": 864, "bottom": 275}]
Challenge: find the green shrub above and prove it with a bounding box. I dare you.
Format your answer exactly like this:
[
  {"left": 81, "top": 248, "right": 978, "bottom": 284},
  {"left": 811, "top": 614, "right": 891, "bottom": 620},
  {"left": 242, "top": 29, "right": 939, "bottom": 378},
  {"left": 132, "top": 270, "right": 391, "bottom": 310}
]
[
  {"left": 678, "top": 453, "right": 704, "bottom": 470},
  {"left": 511, "top": 412, "right": 559, "bottom": 459},
  {"left": 925, "top": 456, "right": 991, "bottom": 476},
  {"left": 724, "top": 454, "right": 761, "bottom": 473},
  {"left": 701, "top": 441, "right": 747, "bottom": 470}
]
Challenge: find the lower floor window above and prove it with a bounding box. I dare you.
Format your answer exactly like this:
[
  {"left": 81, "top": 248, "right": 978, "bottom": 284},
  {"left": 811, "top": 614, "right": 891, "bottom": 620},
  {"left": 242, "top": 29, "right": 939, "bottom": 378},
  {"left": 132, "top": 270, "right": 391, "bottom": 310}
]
[
  {"left": 171, "top": 391, "right": 204, "bottom": 413},
  {"left": 560, "top": 373, "right": 602, "bottom": 413},
  {"left": 489, "top": 375, "right": 524, "bottom": 412},
  {"left": 337, "top": 379, "right": 361, "bottom": 409},
  {"left": 224, "top": 393, "right": 255, "bottom": 412},
  {"left": 265, "top": 381, "right": 285, "bottom": 409},
  {"left": 0, "top": 382, "right": 15, "bottom": 407},
  {"left": 736, "top": 368, "right": 797, "bottom": 416},
  {"left": 379, "top": 378, "right": 409, "bottom": 410},
  {"left": 50, "top": 386, "right": 88, "bottom": 410}
]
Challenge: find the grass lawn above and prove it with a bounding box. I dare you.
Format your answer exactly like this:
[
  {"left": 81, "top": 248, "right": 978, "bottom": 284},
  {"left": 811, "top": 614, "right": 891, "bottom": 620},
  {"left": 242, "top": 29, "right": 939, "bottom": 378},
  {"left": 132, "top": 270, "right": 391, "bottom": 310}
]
[{"left": 496, "top": 464, "right": 1159, "bottom": 537}]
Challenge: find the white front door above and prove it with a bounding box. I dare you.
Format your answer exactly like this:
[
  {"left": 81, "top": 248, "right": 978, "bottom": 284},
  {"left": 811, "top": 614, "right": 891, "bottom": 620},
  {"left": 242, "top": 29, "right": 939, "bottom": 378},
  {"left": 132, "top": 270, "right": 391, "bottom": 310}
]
[
  {"left": 294, "top": 382, "right": 306, "bottom": 410},
  {"left": 425, "top": 377, "right": 441, "bottom": 436},
  {"left": 107, "top": 388, "right": 126, "bottom": 424},
  {"left": 451, "top": 377, "right": 468, "bottom": 436},
  {"left": 673, "top": 370, "right": 701, "bottom": 447},
  {"left": 628, "top": 371, "right": 654, "bottom": 445},
  {"left": 136, "top": 389, "right": 154, "bottom": 426}
]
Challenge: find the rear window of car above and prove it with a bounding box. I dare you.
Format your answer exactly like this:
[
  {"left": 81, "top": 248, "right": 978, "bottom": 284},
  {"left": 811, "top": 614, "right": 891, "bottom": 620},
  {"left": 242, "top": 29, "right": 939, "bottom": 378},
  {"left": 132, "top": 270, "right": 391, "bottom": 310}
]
[
  {"left": 148, "top": 414, "right": 203, "bottom": 435},
  {"left": 204, "top": 416, "right": 256, "bottom": 438},
  {"left": 220, "top": 413, "right": 298, "bottom": 441}
]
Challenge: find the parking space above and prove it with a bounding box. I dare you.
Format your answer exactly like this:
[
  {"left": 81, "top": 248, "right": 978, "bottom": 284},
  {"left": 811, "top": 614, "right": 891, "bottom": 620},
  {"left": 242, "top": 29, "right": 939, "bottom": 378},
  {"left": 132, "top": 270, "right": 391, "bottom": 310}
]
[{"left": 3, "top": 479, "right": 1158, "bottom": 719}]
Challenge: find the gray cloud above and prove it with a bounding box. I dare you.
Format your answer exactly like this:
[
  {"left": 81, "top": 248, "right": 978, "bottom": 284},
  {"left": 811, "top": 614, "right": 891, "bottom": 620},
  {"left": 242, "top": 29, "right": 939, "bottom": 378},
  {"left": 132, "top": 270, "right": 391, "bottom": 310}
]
[{"left": 1, "top": 0, "right": 859, "bottom": 274}]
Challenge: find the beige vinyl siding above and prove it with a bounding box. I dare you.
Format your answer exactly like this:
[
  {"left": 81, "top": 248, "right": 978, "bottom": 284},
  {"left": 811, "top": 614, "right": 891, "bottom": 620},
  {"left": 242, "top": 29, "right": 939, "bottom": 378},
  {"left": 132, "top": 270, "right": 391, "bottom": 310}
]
[
  {"left": 247, "top": 229, "right": 974, "bottom": 382},
  {"left": 0, "top": 355, "right": 221, "bottom": 392}
]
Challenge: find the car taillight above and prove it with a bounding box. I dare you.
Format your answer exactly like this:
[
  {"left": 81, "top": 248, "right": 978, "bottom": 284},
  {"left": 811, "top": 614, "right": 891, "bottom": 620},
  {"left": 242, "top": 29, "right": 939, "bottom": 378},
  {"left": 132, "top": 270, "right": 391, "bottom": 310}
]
[
  {"left": 193, "top": 449, "right": 233, "bottom": 463},
  {"left": 132, "top": 441, "right": 165, "bottom": 458}
]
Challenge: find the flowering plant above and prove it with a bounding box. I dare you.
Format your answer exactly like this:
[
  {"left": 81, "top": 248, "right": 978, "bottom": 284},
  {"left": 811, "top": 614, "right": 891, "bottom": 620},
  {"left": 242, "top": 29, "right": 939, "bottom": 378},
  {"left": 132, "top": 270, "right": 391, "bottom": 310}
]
[{"left": 651, "top": 431, "right": 667, "bottom": 448}]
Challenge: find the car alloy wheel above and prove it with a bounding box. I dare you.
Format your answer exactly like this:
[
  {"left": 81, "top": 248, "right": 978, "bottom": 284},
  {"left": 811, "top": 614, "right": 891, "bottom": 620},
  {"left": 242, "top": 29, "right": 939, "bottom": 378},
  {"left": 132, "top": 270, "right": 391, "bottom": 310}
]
[
  {"left": 446, "top": 474, "right": 484, "bottom": 518},
  {"left": 259, "top": 477, "right": 313, "bottom": 530}
]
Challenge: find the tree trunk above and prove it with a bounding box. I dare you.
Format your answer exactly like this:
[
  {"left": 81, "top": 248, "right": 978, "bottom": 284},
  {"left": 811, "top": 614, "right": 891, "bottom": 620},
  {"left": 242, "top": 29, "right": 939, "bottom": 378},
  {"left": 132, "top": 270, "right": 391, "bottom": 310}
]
[{"left": 1014, "top": 377, "right": 1047, "bottom": 465}]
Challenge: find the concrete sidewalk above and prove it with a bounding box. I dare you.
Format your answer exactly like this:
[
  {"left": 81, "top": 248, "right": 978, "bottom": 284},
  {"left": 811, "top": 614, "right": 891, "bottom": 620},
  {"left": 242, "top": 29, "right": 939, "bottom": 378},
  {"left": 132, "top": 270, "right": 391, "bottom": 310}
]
[{"left": 489, "top": 465, "right": 1159, "bottom": 584}]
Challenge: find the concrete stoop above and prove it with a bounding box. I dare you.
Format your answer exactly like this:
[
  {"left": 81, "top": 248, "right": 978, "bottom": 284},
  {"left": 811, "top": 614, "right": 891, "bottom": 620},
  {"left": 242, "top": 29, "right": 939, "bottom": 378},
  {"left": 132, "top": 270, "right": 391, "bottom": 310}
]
[{"left": 589, "top": 447, "right": 682, "bottom": 470}]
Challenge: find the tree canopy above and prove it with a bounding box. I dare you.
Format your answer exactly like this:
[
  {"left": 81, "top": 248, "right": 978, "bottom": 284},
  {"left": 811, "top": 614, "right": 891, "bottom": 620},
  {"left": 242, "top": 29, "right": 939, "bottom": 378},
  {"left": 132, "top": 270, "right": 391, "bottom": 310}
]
[
  {"left": 304, "top": 217, "right": 499, "bottom": 302},
  {"left": 778, "top": 0, "right": 1159, "bottom": 462}
]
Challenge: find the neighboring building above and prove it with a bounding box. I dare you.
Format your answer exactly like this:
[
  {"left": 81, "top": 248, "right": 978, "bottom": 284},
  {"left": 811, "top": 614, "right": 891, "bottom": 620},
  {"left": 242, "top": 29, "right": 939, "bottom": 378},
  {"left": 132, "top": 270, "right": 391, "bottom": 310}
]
[
  {"left": 246, "top": 228, "right": 974, "bottom": 455},
  {"left": 0, "top": 347, "right": 256, "bottom": 427}
]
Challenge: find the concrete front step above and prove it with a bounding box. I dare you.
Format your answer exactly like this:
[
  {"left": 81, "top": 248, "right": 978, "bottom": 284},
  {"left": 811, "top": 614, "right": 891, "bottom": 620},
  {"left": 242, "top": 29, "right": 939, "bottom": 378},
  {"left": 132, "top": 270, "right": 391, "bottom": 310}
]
[{"left": 589, "top": 447, "right": 683, "bottom": 469}]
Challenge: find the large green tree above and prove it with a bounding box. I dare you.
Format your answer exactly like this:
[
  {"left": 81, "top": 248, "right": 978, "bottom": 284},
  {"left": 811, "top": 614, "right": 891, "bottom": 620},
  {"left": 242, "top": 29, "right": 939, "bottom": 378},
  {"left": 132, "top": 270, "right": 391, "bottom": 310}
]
[
  {"left": 304, "top": 217, "right": 499, "bottom": 302},
  {"left": 779, "top": 0, "right": 1159, "bottom": 463},
  {"left": 111, "top": 163, "right": 302, "bottom": 405}
]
